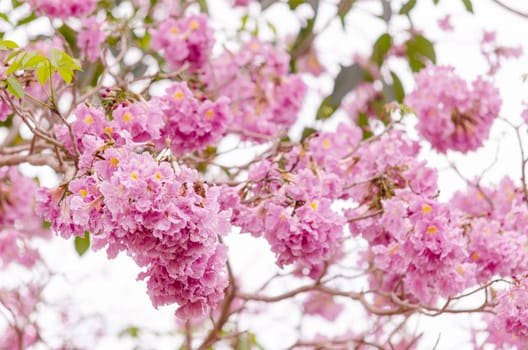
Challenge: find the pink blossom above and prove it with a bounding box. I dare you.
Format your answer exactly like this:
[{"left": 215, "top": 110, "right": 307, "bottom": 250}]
[
  {"left": 487, "top": 279, "right": 528, "bottom": 347},
  {"left": 37, "top": 140, "right": 232, "bottom": 319},
  {"left": 151, "top": 14, "right": 214, "bottom": 71},
  {"left": 406, "top": 65, "right": 501, "bottom": 153},
  {"left": 204, "top": 39, "right": 306, "bottom": 141},
  {"left": 438, "top": 15, "right": 454, "bottom": 32},
  {"left": 27, "top": 0, "right": 96, "bottom": 18},
  {"left": 303, "top": 292, "right": 343, "bottom": 321},
  {"left": 155, "top": 82, "right": 230, "bottom": 154},
  {"left": 78, "top": 17, "right": 107, "bottom": 62}
]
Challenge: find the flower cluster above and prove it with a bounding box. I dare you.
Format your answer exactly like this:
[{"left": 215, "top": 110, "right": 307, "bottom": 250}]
[
  {"left": 77, "top": 17, "right": 107, "bottom": 63},
  {"left": 451, "top": 177, "right": 528, "bottom": 282},
  {"left": 154, "top": 82, "right": 230, "bottom": 154},
  {"left": 0, "top": 167, "right": 48, "bottom": 268},
  {"left": 151, "top": 14, "right": 214, "bottom": 71},
  {"left": 205, "top": 39, "right": 306, "bottom": 140},
  {"left": 370, "top": 192, "right": 474, "bottom": 304},
  {"left": 486, "top": 279, "right": 528, "bottom": 348},
  {"left": 222, "top": 142, "right": 346, "bottom": 278},
  {"left": 55, "top": 82, "right": 228, "bottom": 159},
  {"left": 27, "top": 0, "right": 96, "bottom": 18},
  {"left": 37, "top": 139, "right": 232, "bottom": 318},
  {"left": 405, "top": 65, "right": 501, "bottom": 153},
  {"left": 43, "top": 78, "right": 237, "bottom": 318}
]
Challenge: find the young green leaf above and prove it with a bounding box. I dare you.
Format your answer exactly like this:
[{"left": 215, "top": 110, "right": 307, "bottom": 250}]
[
  {"left": 405, "top": 34, "right": 436, "bottom": 72},
  {"left": 399, "top": 0, "right": 417, "bottom": 15},
  {"left": 316, "top": 63, "right": 365, "bottom": 120},
  {"left": 0, "top": 40, "right": 19, "bottom": 50},
  {"left": 390, "top": 71, "right": 405, "bottom": 103},
  {"left": 74, "top": 231, "right": 91, "bottom": 257},
  {"left": 6, "top": 76, "right": 24, "bottom": 98},
  {"left": 461, "top": 0, "right": 473, "bottom": 13},
  {"left": 371, "top": 33, "right": 392, "bottom": 67}
]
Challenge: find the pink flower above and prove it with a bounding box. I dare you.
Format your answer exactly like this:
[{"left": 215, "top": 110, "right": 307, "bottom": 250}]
[
  {"left": 155, "top": 82, "right": 230, "bottom": 154},
  {"left": 204, "top": 39, "right": 306, "bottom": 141},
  {"left": 437, "top": 15, "right": 454, "bottom": 32},
  {"left": 37, "top": 140, "right": 233, "bottom": 319},
  {"left": 303, "top": 292, "right": 343, "bottom": 321},
  {"left": 27, "top": 0, "right": 96, "bottom": 18},
  {"left": 487, "top": 279, "right": 528, "bottom": 347},
  {"left": 151, "top": 14, "right": 214, "bottom": 71},
  {"left": 78, "top": 17, "right": 107, "bottom": 62},
  {"left": 406, "top": 65, "right": 501, "bottom": 153}
]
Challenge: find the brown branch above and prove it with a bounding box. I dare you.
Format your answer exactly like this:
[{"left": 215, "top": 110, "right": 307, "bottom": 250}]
[{"left": 491, "top": 0, "right": 528, "bottom": 17}]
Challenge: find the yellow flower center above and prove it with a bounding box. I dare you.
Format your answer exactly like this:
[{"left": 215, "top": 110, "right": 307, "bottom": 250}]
[
  {"left": 426, "top": 225, "right": 438, "bottom": 234},
  {"left": 104, "top": 126, "right": 113, "bottom": 134},
  {"left": 130, "top": 171, "right": 139, "bottom": 180},
  {"left": 471, "top": 252, "right": 479, "bottom": 261},
  {"left": 79, "top": 189, "right": 88, "bottom": 197},
  {"left": 109, "top": 157, "right": 119, "bottom": 167},
  {"left": 84, "top": 115, "right": 94, "bottom": 124},
  {"left": 456, "top": 265, "right": 464, "bottom": 276},
  {"left": 174, "top": 91, "right": 184, "bottom": 100},
  {"left": 309, "top": 201, "right": 318, "bottom": 210},
  {"left": 189, "top": 20, "right": 199, "bottom": 30},
  {"left": 205, "top": 109, "right": 214, "bottom": 119},
  {"left": 155, "top": 172, "right": 162, "bottom": 180},
  {"left": 321, "top": 139, "right": 331, "bottom": 149},
  {"left": 170, "top": 26, "right": 179, "bottom": 34},
  {"left": 421, "top": 204, "right": 432, "bottom": 214},
  {"left": 123, "top": 112, "right": 133, "bottom": 122}
]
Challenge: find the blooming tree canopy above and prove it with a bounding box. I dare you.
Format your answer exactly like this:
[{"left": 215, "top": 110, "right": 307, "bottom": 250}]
[{"left": 0, "top": 0, "right": 528, "bottom": 348}]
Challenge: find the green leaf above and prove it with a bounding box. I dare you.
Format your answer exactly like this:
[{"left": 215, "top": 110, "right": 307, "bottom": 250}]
[
  {"left": 22, "top": 53, "right": 47, "bottom": 69},
  {"left": 57, "top": 24, "right": 79, "bottom": 56},
  {"left": 316, "top": 63, "right": 365, "bottom": 120},
  {"left": 6, "top": 54, "right": 24, "bottom": 75},
  {"left": 358, "top": 113, "right": 373, "bottom": 140},
  {"left": 288, "top": 0, "right": 304, "bottom": 9},
  {"left": 0, "top": 13, "right": 9, "bottom": 23},
  {"left": 49, "top": 48, "right": 61, "bottom": 68},
  {"left": 57, "top": 67, "right": 73, "bottom": 84},
  {"left": 0, "top": 40, "right": 19, "bottom": 50},
  {"left": 390, "top": 71, "right": 405, "bottom": 103},
  {"left": 461, "top": 0, "right": 473, "bottom": 12},
  {"left": 37, "top": 62, "right": 52, "bottom": 86},
  {"left": 266, "top": 20, "right": 278, "bottom": 38},
  {"left": 240, "top": 14, "right": 249, "bottom": 31},
  {"left": 301, "top": 127, "right": 317, "bottom": 142},
  {"left": 197, "top": 0, "right": 209, "bottom": 13},
  {"left": 6, "top": 76, "right": 24, "bottom": 98},
  {"left": 371, "top": 33, "right": 392, "bottom": 67},
  {"left": 337, "top": 0, "right": 356, "bottom": 28},
  {"left": 289, "top": 0, "right": 319, "bottom": 68},
  {"left": 119, "top": 326, "right": 140, "bottom": 338},
  {"left": 433, "top": 0, "right": 440, "bottom": 4},
  {"left": 405, "top": 34, "right": 436, "bottom": 72},
  {"left": 17, "top": 13, "right": 37, "bottom": 26},
  {"left": 399, "top": 0, "right": 417, "bottom": 15},
  {"left": 74, "top": 231, "right": 90, "bottom": 257}
]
